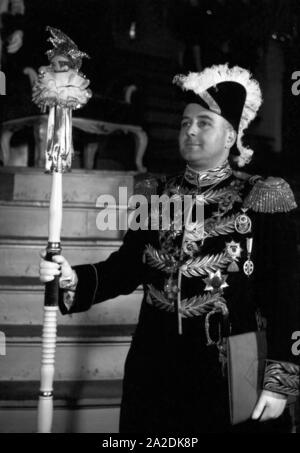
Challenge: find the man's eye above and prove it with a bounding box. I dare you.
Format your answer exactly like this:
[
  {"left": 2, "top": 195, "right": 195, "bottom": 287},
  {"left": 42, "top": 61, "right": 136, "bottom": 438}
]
[
  {"left": 198, "top": 121, "right": 210, "bottom": 127},
  {"left": 181, "top": 121, "right": 190, "bottom": 128}
]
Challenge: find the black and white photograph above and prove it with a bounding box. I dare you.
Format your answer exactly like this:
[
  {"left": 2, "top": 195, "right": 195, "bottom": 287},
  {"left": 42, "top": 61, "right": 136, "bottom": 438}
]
[{"left": 0, "top": 0, "right": 300, "bottom": 436}]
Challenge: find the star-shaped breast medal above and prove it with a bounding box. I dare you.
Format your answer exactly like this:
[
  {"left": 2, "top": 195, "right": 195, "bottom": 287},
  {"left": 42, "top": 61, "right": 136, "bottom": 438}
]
[
  {"left": 225, "top": 240, "right": 242, "bottom": 260},
  {"left": 204, "top": 270, "right": 229, "bottom": 292}
]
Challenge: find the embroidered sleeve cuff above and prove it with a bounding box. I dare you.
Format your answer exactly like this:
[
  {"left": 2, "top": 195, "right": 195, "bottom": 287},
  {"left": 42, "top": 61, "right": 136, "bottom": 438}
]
[
  {"left": 263, "top": 360, "right": 300, "bottom": 396},
  {"left": 60, "top": 269, "right": 78, "bottom": 290},
  {"left": 58, "top": 264, "right": 98, "bottom": 315},
  {"left": 63, "top": 290, "right": 76, "bottom": 311}
]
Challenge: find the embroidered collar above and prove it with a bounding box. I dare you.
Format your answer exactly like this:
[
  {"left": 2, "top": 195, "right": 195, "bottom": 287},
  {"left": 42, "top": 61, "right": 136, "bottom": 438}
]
[{"left": 184, "top": 160, "right": 233, "bottom": 187}]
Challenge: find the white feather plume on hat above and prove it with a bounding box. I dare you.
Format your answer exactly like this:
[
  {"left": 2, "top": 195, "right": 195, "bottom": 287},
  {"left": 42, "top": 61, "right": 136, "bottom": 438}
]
[{"left": 173, "top": 64, "right": 263, "bottom": 167}]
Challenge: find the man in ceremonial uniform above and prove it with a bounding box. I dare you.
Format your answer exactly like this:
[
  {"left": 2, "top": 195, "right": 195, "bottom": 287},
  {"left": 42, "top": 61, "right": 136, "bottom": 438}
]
[{"left": 40, "top": 64, "right": 300, "bottom": 433}]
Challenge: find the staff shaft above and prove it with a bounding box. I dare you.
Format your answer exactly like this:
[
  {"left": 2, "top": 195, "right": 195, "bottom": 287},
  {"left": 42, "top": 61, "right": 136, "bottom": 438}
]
[{"left": 37, "top": 172, "right": 62, "bottom": 432}]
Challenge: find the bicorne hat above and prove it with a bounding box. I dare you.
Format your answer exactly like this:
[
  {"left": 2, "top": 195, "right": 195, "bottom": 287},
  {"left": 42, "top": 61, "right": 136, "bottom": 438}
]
[{"left": 173, "top": 64, "right": 262, "bottom": 167}]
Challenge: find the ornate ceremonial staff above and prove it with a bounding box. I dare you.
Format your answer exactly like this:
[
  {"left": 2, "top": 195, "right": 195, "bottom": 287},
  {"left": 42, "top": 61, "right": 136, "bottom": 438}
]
[{"left": 32, "top": 27, "right": 91, "bottom": 433}]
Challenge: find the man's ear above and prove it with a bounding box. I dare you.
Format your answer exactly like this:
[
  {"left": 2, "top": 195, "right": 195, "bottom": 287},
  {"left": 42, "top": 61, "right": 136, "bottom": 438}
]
[{"left": 226, "top": 127, "right": 237, "bottom": 149}]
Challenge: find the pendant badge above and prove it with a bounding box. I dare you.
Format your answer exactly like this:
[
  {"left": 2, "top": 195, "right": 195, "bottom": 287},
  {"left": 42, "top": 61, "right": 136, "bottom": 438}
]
[
  {"left": 226, "top": 240, "right": 242, "bottom": 272},
  {"left": 243, "top": 237, "right": 254, "bottom": 276},
  {"left": 243, "top": 259, "right": 254, "bottom": 276},
  {"left": 235, "top": 209, "right": 252, "bottom": 234}
]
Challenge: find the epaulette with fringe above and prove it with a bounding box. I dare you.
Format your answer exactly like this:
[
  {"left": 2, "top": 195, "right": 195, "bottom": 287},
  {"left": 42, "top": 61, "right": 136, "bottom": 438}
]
[{"left": 243, "top": 176, "right": 297, "bottom": 213}]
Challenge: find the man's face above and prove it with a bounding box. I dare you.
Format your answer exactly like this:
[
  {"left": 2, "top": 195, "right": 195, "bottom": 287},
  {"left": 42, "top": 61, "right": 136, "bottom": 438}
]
[{"left": 179, "top": 103, "right": 231, "bottom": 170}]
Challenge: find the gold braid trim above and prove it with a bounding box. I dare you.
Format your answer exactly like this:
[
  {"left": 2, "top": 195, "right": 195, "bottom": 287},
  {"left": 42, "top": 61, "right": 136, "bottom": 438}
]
[
  {"left": 204, "top": 214, "right": 237, "bottom": 239},
  {"left": 164, "top": 186, "right": 242, "bottom": 206},
  {"left": 263, "top": 360, "right": 300, "bottom": 396},
  {"left": 184, "top": 161, "right": 232, "bottom": 187},
  {"left": 181, "top": 294, "right": 228, "bottom": 318},
  {"left": 243, "top": 177, "right": 297, "bottom": 213},
  {"left": 144, "top": 244, "right": 179, "bottom": 273},
  {"left": 146, "top": 285, "right": 174, "bottom": 312},
  {"left": 181, "top": 252, "right": 231, "bottom": 278},
  {"left": 200, "top": 187, "right": 242, "bottom": 205},
  {"left": 147, "top": 284, "right": 227, "bottom": 318}
]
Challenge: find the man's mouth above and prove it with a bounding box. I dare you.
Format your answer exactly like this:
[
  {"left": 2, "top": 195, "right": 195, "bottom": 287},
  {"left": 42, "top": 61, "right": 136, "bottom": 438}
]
[{"left": 184, "top": 142, "right": 202, "bottom": 147}]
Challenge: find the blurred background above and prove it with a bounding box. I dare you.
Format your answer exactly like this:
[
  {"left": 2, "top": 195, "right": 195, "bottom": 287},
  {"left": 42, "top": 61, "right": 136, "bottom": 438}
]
[
  {"left": 0, "top": 0, "right": 299, "bottom": 433},
  {"left": 1, "top": 0, "right": 300, "bottom": 176}
]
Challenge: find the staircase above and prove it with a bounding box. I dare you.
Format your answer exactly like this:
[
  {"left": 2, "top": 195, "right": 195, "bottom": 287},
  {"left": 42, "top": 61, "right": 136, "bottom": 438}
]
[{"left": 0, "top": 167, "right": 143, "bottom": 433}]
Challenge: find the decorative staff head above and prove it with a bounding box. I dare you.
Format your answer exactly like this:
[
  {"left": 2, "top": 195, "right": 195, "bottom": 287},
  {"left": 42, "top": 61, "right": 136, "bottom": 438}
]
[
  {"left": 32, "top": 27, "right": 92, "bottom": 173},
  {"left": 32, "top": 26, "right": 92, "bottom": 112},
  {"left": 45, "top": 26, "right": 90, "bottom": 71}
]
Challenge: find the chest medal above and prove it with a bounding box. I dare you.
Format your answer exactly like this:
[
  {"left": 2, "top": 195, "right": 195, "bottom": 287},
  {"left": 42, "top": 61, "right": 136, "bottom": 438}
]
[
  {"left": 235, "top": 208, "right": 252, "bottom": 234},
  {"left": 243, "top": 237, "right": 254, "bottom": 276},
  {"left": 243, "top": 260, "right": 254, "bottom": 276},
  {"left": 226, "top": 240, "right": 242, "bottom": 272}
]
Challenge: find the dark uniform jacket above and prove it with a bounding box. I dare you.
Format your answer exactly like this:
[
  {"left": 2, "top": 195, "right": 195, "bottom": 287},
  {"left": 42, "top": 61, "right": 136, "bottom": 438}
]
[{"left": 59, "top": 166, "right": 300, "bottom": 433}]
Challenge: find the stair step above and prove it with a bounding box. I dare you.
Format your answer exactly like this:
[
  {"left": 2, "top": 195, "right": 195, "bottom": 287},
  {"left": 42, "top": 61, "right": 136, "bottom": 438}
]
[
  {"left": 0, "top": 379, "right": 122, "bottom": 405},
  {"left": 0, "top": 202, "right": 129, "bottom": 240},
  {"left": 1, "top": 338, "right": 130, "bottom": 381},
  {"left": 0, "top": 324, "right": 136, "bottom": 339},
  {"left": 1, "top": 324, "right": 137, "bottom": 339},
  {"left": 0, "top": 380, "right": 121, "bottom": 432},
  {"left": 0, "top": 277, "right": 143, "bottom": 326},
  {"left": 0, "top": 167, "right": 135, "bottom": 203},
  {"left": 0, "top": 276, "right": 41, "bottom": 288},
  {"left": 0, "top": 238, "right": 120, "bottom": 277},
  {"left": 0, "top": 405, "right": 120, "bottom": 433}
]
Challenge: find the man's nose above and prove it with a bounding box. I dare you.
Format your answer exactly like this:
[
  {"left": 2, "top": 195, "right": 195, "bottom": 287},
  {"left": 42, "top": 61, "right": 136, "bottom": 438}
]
[{"left": 186, "top": 122, "right": 198, "bottom": 136}]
